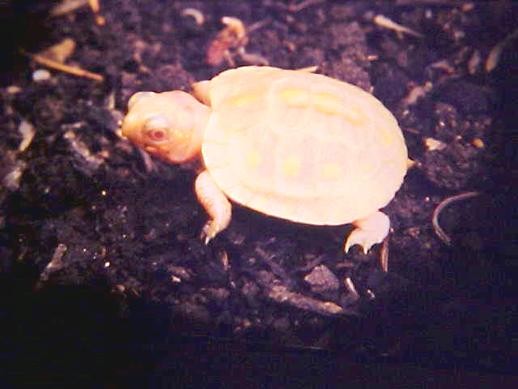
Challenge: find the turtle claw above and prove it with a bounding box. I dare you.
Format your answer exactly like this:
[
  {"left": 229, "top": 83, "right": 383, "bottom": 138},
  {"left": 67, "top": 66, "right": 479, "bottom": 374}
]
[
  {"left": 195, "top": 171, "right": 232, "bottom": 245},
  {"left": 344, "top": 230, "right": 376, "bottom": 254},
  {"left": 200, "top": 221, "right": 219, "bottom": 245},
  {"left": 344, "top": 211, "right": 390, "bottom": 254}
]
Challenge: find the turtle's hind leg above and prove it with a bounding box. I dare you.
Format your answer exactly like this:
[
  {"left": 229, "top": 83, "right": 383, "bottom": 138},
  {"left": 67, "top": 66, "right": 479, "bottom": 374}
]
[{"left": 344, "top": 211, "right": 390, "bottom": 254}]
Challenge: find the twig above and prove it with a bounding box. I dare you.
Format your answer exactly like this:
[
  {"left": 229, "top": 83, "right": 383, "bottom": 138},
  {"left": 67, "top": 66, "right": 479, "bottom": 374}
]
[
  {"left": 380, "top": 237, "right": 389, "bottom": 272},
  {"left": 24, "top": 51, "right": 104, "bottom": 82},
  {"left": 288, "top": 0, "right": 324, "bottom": 13},
  {"left": 181, "top": 8, "right": 205, "bottom": 26},
  {"left": 38, "top": 38, "right": 76, "bottom": 63},
  {"left": 344, "top": 277, "right": 360, "bottom": 300},
  {"left": 374, "top": 14, "right": 423, "bottom": 38},
  {"left": 50, "top": 0, "right": 89, "bottom": 17},
  {"left": 432, "top": 191, "right": 480, "bottom": 246},
  {"left": 88, "top": 0, "right": 100, "bottom": 13},
  {"left": 39, "top": 243, "right": 68, "bottom": 283},
  {"left": 268, "top": 285, "right": 345, "bottom": 316},
  {"left": 88, "top": 0, "right": 105, "bottom": 25},
  {"left": 486, "top": 28, "right": 518, "bottom": 73},
  {"left": 18, "top": 120, "right": 36, "bottom": 152},
  {"left": 247, "top": 19, "right": 271, "bottom": 33},
  {"left": 237, "top": 47, "right": 269, "bottom": 66}
]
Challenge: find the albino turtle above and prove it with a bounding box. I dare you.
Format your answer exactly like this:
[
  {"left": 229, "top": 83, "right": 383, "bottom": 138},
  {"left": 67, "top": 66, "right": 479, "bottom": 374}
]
[{"left": 121, "top": 66, "right": 408, "bottom": 253}]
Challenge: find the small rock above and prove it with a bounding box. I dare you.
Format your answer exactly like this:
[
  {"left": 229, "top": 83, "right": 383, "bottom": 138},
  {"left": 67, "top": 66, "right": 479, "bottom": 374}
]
[
  {"left": 6, "top": 85, "right": 22, "bottom": 94},
  {"left": 472, "top": 138, "right": 485, "bottom": 149},
  {"left": 304, "top": 264, "right": 340, "bottom": 293},
  {"left": 32, "top": 69, "right": 51, "bottom": 82},
  {"left": 424, "top": 137, "right": 446, "bottom": 151}
]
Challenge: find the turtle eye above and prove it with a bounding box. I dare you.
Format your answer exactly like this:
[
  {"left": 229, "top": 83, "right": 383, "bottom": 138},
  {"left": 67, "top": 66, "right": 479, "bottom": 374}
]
[
  {"left": 143, "top": 115, "right": 170, "bottom": 144},
  {"left": 146, "top": 128, "right": 168, "bottom": 142}
]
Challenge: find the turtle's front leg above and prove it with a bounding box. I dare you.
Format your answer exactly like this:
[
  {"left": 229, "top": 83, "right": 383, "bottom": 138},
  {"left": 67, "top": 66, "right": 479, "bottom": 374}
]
[
  {"left": 344, "top": 211, "right": 390, "bottom": 254},
  {"left": 195, "top": 170, "right": 232, "bottom": 244}
]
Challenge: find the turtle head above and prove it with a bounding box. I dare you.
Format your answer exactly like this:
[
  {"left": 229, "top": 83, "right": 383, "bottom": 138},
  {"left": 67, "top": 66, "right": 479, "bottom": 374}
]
[{"left": 122, "top": 91, "right": 210, "bottom": 163}]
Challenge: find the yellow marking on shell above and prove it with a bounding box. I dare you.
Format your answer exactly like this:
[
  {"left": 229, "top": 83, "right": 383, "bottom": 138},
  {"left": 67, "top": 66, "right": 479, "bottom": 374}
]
[
  {"left": 313, "top": 92, "right": 344, "bottom": 115},
  {"left": 281, "top": 155, "right": 301, "bottom": 177},
  {"left": 320, "top": 163, "right": 343, "bottom": 180},
  {"left": 380, "top": 127, "right": 394, "bottom": 146},
  {"left": 226, "top": 93, "right": 259, "bottom": 107},
  {"left": 358, "top": 158, "right": 377, "bottom": 177},
  {"left": 246, "top": 150, "right": 262, "bottom": 168},
  {"left": 341, "top": 108, "right": 365, "bottom": 126},
  {"left": 279, "top": 88, "right": 309, "bottom": 107},
  {"left": 314, "top": 92, "right": 365, "bottom": 125},
  {"left": 279, "top": 88, "right": 364, "bottom": 125}
]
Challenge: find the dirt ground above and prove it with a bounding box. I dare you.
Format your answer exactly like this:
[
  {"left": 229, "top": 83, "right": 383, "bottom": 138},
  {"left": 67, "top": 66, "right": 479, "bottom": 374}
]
[{"left": 0, "top": 0, "right": 516, "bottom": 385}]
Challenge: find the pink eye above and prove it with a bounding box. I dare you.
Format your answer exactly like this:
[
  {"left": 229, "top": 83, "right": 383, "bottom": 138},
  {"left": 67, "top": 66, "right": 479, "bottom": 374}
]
[
  {"left": 143, "top": 115, "right": 171, "bottom": 144},
  {"left": 147, "top": 129, "right": 167, "bottom": 142}
]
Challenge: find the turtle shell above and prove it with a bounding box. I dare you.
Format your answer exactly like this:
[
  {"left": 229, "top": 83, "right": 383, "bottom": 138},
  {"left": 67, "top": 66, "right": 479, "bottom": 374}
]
[{"left": 201, "top": 66, "right": 407, "bottom": 225}]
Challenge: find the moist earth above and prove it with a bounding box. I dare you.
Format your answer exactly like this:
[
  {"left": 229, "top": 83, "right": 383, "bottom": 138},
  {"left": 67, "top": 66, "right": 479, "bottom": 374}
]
[{"left": 0, "top": 0, "right": 515, "bottom": 383}]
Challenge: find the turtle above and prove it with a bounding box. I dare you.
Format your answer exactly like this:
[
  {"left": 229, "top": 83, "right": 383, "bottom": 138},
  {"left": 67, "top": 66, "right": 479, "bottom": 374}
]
[{"left": 121, "top": 66, "right": 408, "bottom": 254}]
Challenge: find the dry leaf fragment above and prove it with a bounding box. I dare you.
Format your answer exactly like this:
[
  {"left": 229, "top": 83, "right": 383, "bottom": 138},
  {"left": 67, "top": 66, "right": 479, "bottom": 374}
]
[
  {"left": 18, "top": 120, "right": 36, "bottom": 152},
  {"left": 206, "top": 16, "right": 269, "bottom": 67},
  {"left": 206, "top": 16, "right": 248, "bottom": 66},
  {"left": 424, "top": 137, "right": 446, "bottom": 151},
  {"left": 374, "top": 14, "right": 423, "bottom": 38},
  {"left": 38, "top": 38, "right": 76, "bottom": 63},
  {"left": 50, "top": 0, "right": 89, "bottom": 17},
  {"left": 27, "top": 52, "right": 103, "bottom": 82},
  {"left": 471, "top": 138, "right": 485, "bottom": 149},
  {"left": 486, "top": 29, "right": 518, "bottom": 73},
  {"left": 181, "top": 8, "right": 205, "bottom": 25}
]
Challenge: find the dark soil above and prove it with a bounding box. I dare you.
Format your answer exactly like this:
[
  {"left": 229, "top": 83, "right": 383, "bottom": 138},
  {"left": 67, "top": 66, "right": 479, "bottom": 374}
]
[{"left": 1, "top": 0, "right": 516, "bottom": 386}]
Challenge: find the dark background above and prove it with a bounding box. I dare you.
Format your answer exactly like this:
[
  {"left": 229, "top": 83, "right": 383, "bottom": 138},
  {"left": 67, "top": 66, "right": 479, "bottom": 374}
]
[{"left": 0, "top": 1, "right": 516, "bottom": 386}]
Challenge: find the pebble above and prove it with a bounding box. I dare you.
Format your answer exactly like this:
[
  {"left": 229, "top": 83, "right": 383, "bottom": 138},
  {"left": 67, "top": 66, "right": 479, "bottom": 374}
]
[
  {"left": 6, "top": 85, "right": 22, "bottom": 94},
  {"left": 304, "top": 264, "right": 340, "bottom": 293},
  {"left": 32, "top": 69, "right": 51, "bottom": 82}
]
